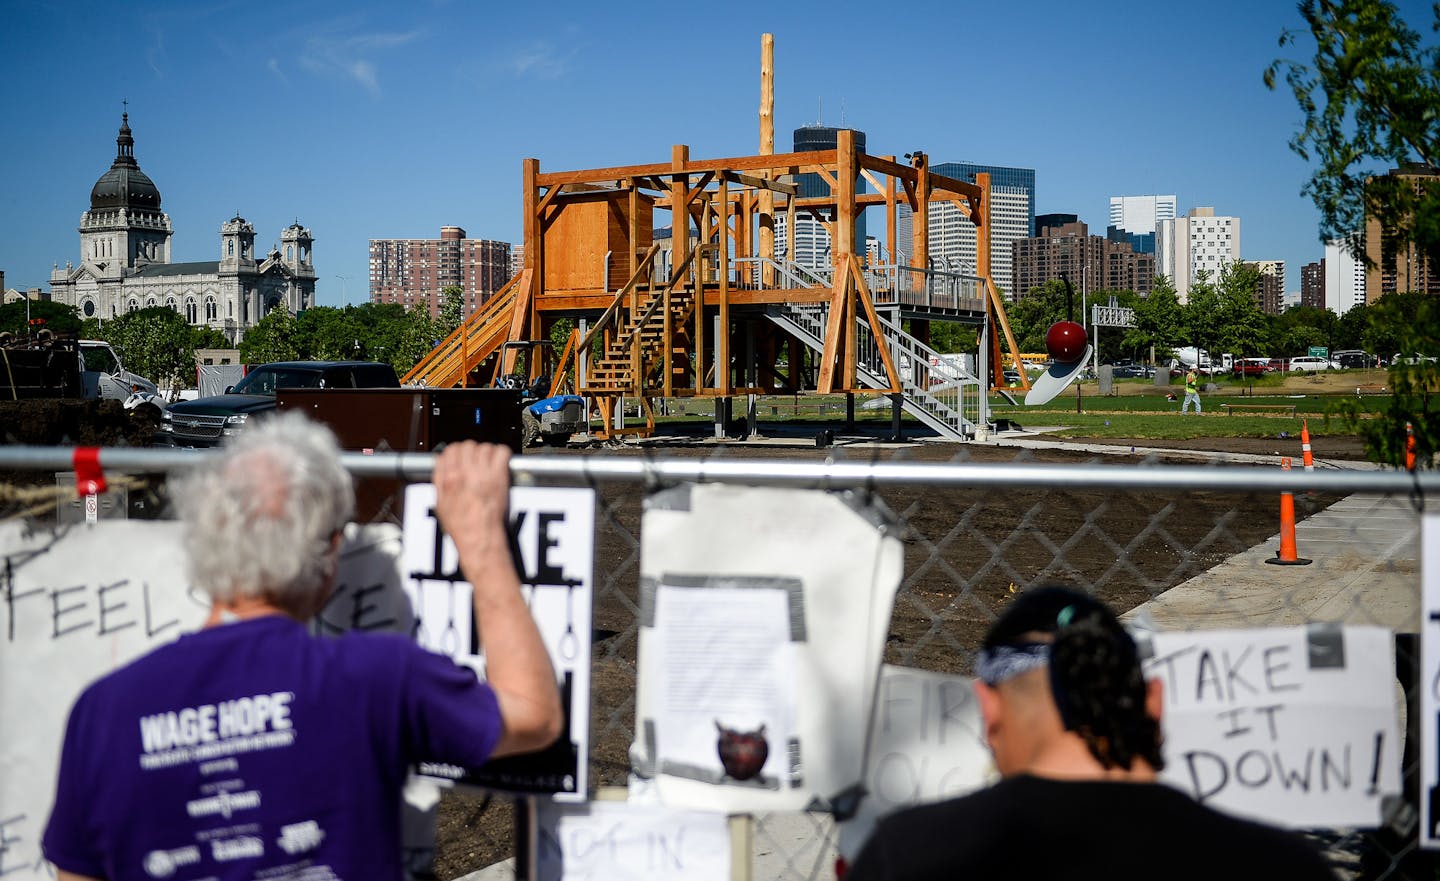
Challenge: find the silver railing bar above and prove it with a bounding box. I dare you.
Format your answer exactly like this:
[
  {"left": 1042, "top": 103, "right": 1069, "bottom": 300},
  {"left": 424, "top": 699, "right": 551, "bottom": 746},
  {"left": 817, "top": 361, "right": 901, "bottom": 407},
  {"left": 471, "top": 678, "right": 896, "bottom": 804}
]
[{"left": 0, "top": 446, "right": 1433, "bottom": 494}]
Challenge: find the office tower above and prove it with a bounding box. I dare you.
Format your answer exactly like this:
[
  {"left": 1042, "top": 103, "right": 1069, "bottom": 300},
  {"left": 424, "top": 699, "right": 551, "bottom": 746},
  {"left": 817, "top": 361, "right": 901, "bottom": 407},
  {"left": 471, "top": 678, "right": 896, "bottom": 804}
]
[
  {"left": 1156, "top": 207, "right": 1241, "bottom": 302},
  {"left": 1325, "top": 239, "right": 1367, "bottom": 313}
]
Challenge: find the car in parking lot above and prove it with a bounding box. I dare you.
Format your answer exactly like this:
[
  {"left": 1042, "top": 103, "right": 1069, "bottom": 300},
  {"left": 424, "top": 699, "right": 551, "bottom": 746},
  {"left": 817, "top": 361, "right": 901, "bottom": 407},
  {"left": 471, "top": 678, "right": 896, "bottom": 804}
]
[
  {"left": 1232, "top": 358, "right": 1273, "bottom": 377},
  {"left": 1333, "top": 350, "right": 1373, "bottom": 369},
  {"left": 1286, "top": 356, "right": 1335, "bottom": 372},
  {"left": 157, "top": 360, "right": 400, "bottom": 447}
]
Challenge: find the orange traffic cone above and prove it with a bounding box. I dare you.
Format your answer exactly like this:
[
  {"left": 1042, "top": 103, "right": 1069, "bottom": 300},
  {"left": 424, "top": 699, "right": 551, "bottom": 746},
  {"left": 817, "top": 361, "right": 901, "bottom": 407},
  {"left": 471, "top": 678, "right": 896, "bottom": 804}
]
[
  {"left": 1266, "top": 457, "right": 1313, "bottom": 566},
  {"left": 1406, "top": 421, "right": 1417, "bottom": 472},
  {"left": 1300, "top": 419, "right": 1314, "bottom": 472}
]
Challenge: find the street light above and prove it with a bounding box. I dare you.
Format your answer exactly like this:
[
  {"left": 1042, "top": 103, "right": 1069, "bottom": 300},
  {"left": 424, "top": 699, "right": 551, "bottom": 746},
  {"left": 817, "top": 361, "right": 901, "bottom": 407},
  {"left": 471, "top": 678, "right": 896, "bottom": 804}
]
[{"left": 335, "top": 274, "right": 352, "bottom": 309}]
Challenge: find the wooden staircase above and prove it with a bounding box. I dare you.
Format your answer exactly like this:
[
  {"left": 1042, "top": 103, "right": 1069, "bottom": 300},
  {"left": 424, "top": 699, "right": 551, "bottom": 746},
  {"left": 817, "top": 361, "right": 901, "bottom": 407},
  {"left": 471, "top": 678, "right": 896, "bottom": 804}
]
[{"left": 401, "top": 270, "right": 528, "bottom": 388}]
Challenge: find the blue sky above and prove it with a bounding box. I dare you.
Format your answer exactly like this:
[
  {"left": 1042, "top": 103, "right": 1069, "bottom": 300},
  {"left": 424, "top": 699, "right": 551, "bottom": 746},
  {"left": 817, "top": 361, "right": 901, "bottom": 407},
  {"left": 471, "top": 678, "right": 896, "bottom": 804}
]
[{"left": 2, "top": 0, "right": 1433, "bottom": 306}]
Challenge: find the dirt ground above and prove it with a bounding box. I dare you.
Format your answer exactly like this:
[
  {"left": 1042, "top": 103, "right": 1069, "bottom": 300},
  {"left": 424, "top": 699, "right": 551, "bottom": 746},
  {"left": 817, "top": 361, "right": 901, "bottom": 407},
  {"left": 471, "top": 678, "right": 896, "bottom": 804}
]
[{"left": 431, "top": 432, "right": 1345, "bottom": 879}]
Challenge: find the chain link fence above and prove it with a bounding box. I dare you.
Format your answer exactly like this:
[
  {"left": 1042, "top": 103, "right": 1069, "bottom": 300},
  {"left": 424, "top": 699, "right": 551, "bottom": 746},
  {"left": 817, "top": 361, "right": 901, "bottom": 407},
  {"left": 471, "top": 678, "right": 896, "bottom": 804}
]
[{"left": 1, "top": 441, "right": 1435, "bottom": 880}]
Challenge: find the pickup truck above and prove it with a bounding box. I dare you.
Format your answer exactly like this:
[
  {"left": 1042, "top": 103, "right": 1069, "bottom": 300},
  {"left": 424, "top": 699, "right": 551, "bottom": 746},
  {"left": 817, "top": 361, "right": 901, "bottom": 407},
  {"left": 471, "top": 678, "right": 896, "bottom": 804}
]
[
  {"left": 0, "top": 332, "right": 159, "bottom": 403},
  {"left": 157, "top": 360, "right": 399, "bottom": 447}
]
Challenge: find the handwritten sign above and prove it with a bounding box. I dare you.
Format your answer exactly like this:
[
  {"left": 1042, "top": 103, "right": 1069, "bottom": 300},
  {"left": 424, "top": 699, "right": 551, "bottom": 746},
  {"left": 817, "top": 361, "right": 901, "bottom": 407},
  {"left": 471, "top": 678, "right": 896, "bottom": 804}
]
[
  {"left": 1146, "top": 625, "right": 1399, "bottom": 828},
  {"left": 532, "top": 800, "right": 731, "bottom": 881},
  {"left": 1420, "top": 512, "right": 1440, "bottom": 847},
  {"left": 0, "top": 520, "right": 414, "bottom": 880},
  {"left": 402, "top": 484, "right": 595, "bottom": 801},
  {"left": 837, "top": 665, "right": 995, "bottom": 860}
]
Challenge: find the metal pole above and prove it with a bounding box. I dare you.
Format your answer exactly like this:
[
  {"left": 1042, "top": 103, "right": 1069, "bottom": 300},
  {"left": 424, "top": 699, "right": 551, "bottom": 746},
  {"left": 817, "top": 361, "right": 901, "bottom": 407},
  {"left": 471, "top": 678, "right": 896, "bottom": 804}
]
[{"left": 1, "top": 446, "right": 1431, "bottom": 494}]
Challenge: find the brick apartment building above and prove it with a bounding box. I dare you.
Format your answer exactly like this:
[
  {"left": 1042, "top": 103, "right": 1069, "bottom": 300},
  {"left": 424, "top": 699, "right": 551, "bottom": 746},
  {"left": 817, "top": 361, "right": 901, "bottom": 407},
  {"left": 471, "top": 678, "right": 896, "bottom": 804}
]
[
  {"left": 1365, "top": 163, "right": 1440, "bottom": 301},
  {"left": 1301, "top": 260, "right": 1324, "bottom": 310},
  {"left": 1011, "top": 219, "right": 1154, "bottom": 297},
  {"left": 369, "top": 226, "right": 511, "bottom": 318}
]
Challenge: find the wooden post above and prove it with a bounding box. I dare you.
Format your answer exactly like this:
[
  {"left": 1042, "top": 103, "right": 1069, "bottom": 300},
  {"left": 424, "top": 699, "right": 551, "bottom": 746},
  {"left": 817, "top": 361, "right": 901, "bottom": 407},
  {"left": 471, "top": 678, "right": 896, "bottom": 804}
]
[
  {"left": 504, "top": 158, "right": 542, "bottom": 376},
  {"left": 837, "top": 130, "right": 858, "bottom": 391},
  {"left": 718, "top": 175, "right": 732, "bottom": 395},
  {"left": 885, "top": 156, "right": 897, "bottom": 267},
  {"left": 758, "top": 34, "right": 775, "bottom": 287},
  {"left": 912, "top": 153, "right": 929, "bottom": 274}
]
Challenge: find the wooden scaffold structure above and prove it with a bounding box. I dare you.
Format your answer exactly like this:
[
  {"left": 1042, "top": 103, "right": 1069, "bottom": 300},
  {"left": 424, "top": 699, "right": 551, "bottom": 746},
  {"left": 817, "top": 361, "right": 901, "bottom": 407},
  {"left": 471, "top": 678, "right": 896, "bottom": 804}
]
[{"left": 405, "top": 37, "right": 1027, "bottom": 440}]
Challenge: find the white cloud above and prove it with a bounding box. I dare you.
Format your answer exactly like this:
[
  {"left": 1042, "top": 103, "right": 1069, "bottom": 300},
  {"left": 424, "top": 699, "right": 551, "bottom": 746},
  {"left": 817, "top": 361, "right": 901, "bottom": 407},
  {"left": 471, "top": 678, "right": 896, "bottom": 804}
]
[
  {"left": 298, "top": 29, "right": 422, "bottom": 96},
  {"left": 505, "top": 41, "right": 570, "bottom": 80}
]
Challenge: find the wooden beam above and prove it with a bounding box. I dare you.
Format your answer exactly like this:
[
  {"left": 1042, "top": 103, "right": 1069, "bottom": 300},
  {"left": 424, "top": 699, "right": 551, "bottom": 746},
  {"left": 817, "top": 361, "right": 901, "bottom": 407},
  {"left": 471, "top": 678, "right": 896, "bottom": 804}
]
[
  {"left": 500, "top": 268, "right": 535, "bottom": 374},
  {"left": 722, "top": 169, "right": 798, "bottom": 195},
  {"left": 718, "top": 174, "right": 731, "bottom": 396},
  {"left": 535, "top": 149, "right": 837, "bottom": 186},
  {"left": 837, "top": 130, "right": 858, "bottom": 391},
  {"left": 885, "top": 155, "right": 898, "bottom": 266},
  {"left": 912, "top": 154, "right": 929, "bottom": 272},
  {"left": 683, "top": 171, "right": 716, "bottom": 208},
  {"left": 859, "top": 167, "right": 886, "bottom": 196},
  {"left": 759, "top": 33, "right": 776, "bottom": 288},
  {"left": 816, "top": 264, "right": 848, "bottom": 394},
  {"left": 852, "top": 256, "right": 900, "bottom": 393},
  {"left": 810, "top": 166, "right": 839, "bottom": 193},
  {"left": 927, "top": 170, "right": 983, "bottom": 200}
]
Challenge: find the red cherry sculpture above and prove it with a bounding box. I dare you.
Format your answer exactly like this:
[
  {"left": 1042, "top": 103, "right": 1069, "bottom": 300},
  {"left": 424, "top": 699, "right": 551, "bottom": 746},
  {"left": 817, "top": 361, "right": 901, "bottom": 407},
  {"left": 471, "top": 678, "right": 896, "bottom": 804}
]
[{"left": 1045, "top": 321, "right": 1088, "bottom": 364}]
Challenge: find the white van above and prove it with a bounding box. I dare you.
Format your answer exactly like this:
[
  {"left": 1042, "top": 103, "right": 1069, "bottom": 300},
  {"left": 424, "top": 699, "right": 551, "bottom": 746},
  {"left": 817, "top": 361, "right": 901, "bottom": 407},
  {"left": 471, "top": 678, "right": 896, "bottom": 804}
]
[{"left": 1287, "top": 356, "right": 1334, "bottom": 372}]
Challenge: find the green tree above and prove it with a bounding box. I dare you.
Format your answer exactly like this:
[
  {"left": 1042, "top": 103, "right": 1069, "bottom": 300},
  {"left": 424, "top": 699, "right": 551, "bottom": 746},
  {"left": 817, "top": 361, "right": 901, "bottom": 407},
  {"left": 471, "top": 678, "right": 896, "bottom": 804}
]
[
  {"left": 437, "top": 285, "right": 464, "bottom": 339},
  {"left": 1362, "top": 291, "right": 1436, "bottom": 357},
  {"left": 1215, "top": 262, "right": 1269, "bottom": 356},
  {"left": 1006, "top": 279, "right": 1070, "bottom": 353},
  {"left": 1125, "top": 276, "right": 1183, "bottom": 363},
  {"left": 1266, "top": 1, "right": 1440, "bottom": 266},
  {"left": 1334, "top": 302, "right": 1370, "bottom": 351},
  {"left": 103, "top": 307, "right": 197, "bottom": 393},
  {"left": 190, "top": 326, "right": 232, "bottom": 350},
  {"left": 240, "top": 308, "right": 301, "bottom": 363},
  {"left": 1180, "top": 271, "right": 1223, "bottom": 355},
  {"left": 390, "top": 305, "right": 441, "bottom": 375},
  {"left": 0, "top": 299, "right": 82, "bottom": 337}
]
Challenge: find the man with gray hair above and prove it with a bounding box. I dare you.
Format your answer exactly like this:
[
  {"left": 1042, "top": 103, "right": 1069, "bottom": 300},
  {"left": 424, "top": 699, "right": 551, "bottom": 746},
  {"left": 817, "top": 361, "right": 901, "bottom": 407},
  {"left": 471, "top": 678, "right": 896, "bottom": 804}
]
[{"left": 43, "top": 412, "right": 561, "bottom": 881}]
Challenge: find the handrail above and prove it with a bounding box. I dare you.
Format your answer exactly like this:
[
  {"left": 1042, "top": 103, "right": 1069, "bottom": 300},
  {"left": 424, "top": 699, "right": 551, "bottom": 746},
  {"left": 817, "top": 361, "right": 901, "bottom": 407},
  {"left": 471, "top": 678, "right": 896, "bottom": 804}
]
[{"left": 574, "top": 243, "right": 662, "bottom": 355}]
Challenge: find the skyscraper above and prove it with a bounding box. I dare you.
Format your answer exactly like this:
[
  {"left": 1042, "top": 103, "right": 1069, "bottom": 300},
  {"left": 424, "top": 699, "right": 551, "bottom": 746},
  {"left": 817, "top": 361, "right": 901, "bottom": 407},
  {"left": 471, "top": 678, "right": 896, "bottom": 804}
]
[
  {"left": 774, "top": 125, "right": 867, "bottom": 267},
  {"left": 1363, "top": 163, "right": 1440, "bottom": 301},
  {"left": 1325, "top": 239, "right": 1367, "bottom": 314},
  {"left": 896, "top": 161, "right": 1036, "bottom": 297},
  {"left": 1156, "top": 207, "right": 1241, "bottom": 302},
  {"left": 1109, "top": 195, "right": 1177, "bottom": 236}
]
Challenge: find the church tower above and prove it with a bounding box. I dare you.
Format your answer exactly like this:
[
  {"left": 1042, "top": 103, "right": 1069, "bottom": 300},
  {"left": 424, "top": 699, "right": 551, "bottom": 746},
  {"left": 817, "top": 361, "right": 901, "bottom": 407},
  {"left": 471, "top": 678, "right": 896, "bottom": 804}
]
[
  {"left": 219, "top": 214, "right": 256, "bottom": 272},
  {"left": 79, "top": 113, "right": 172, "bottom": 279}
]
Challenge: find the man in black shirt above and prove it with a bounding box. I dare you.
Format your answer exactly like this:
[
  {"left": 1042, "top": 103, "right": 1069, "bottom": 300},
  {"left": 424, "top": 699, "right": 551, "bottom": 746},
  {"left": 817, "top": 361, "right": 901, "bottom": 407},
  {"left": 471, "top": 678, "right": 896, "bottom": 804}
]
[{"left": 846, "top": 587, "right": 1334, "bottom": 880}]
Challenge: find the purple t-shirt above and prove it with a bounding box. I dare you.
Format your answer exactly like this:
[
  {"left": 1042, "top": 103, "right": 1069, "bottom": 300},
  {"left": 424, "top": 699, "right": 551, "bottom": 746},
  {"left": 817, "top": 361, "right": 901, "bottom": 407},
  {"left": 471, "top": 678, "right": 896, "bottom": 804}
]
[{"left": 44, "top": 615, "right": 503, "bottom": 881}]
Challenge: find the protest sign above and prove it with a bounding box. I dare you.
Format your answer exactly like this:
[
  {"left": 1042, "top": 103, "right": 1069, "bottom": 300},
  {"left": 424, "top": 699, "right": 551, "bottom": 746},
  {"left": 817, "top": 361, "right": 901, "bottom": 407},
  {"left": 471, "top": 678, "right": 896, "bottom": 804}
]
[
  {"left": 836, "top": 665, "right": 995, "bottom": 860},
  {"left": 634, "top": 483, "right": 903, "bottom": 813},
  {"left": 531, "top": 800, "right": 731, "bottom": 881},
  {"left": 1147, "top": 625, "right": 1399, "bottom": 828},
  {"left": 1420, "top": 512, "right": 1440, "bottom": 847},
  {"left": 402, "top": 484, "right": 595, "bottom": 801}
]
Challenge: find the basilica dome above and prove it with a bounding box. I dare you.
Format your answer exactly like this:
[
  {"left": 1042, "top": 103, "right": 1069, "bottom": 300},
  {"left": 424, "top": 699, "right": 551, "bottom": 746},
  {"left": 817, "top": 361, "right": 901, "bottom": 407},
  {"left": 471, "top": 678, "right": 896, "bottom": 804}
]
[{"left": 90, "top": 113, "right": 161, "bottom": 211}]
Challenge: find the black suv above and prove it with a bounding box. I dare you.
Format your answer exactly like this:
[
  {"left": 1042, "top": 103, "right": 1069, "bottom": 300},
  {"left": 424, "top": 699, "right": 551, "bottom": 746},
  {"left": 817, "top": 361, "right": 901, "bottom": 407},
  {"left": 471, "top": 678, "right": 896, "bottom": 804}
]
[{"left": 157, "top": 361, "right": 400, "bottom": 447}]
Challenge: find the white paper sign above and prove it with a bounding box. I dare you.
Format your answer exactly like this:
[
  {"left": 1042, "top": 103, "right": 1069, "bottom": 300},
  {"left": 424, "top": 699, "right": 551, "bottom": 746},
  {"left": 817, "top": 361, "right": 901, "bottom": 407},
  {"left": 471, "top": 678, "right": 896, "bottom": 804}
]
[
  {"left": 1146, "top": 625, "right": 1400, "bottom": 828},
  {"left": 533, "top": 800, "right": 731, "bottom": 881},
  {"left": 1420, "top": 512, "right": 1440, "bottom": 847},
  {"left": 0, "top": 520, "right": 415, "bottom": 880},
  {"left": 837, "top": 665, "right": 995, "bottom": 859},
  {"left": 635, "top": 484, "right": 904, "bottom": 813},
  {"left": 402, "top": 484, "right": 595, "bottom": 801},
  {"left": 652, "top": 583, "right": 798, "bottom": 787}
]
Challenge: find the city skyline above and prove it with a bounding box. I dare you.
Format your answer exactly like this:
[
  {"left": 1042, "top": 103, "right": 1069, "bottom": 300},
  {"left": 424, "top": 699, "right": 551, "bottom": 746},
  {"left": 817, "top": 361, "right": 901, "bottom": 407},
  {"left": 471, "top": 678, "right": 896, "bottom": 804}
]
[{"left": 3, "top": 0, "right": 1434, "bottom": 308}]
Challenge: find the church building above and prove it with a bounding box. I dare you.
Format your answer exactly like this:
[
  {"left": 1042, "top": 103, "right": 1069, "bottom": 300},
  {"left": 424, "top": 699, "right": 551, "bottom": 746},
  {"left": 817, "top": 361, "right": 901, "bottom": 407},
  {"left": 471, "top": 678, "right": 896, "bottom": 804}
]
[{"left": 50, "top": 114, "right": 316, "bottom": 343}]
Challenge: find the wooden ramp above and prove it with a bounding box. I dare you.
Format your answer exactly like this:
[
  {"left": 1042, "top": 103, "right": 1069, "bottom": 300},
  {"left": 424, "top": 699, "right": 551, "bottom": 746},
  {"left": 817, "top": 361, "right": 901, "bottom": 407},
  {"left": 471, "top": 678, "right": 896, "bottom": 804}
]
[{"left": 401, "top": 271, "right": 527, "bottom": 387}]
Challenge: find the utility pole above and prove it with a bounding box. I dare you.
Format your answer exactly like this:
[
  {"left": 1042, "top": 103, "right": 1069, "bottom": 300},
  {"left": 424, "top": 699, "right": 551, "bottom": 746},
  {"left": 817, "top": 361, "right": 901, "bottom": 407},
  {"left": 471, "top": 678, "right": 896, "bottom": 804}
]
[{"left": 335, "top": 275, "right": 351, "bottom": 309}]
